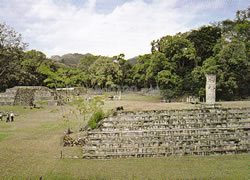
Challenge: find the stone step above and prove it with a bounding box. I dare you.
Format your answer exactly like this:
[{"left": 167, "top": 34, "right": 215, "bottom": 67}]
[{"left": 82, "top": 107, "right": 250, "bottom": 159}]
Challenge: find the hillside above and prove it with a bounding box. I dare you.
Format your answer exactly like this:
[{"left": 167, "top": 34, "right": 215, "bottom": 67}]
[
  {"left": 51, "top": 53, "right": 93, "bottom": 66},
  {"left": 51, "top": 53, "right": 137, "bottom": 67}
]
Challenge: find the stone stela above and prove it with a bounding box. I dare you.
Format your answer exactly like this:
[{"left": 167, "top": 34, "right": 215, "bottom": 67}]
[{"left": 206, "top": 74, "right": 216, "bottom": 104}]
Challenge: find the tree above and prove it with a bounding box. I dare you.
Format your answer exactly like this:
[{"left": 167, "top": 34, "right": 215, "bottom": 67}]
[
  {"left": 0, "top": 23, "right": 27, "bottom": 91},
  {"left": 157, "top": 34, "right": 197, "bottom": 74},
  {"left": 0, "top": 23, "right": 26, "bottom": 50},
  {"left": 38, "top": 64, "right": 60, "bottom": 88},
  {"left": 113, "top": 53, "right": 133, "bottom": 88},
  {"left": 202, "top": 39, "right": 248, "bottom": 100},
  {"left": 89, "top": 56, "right": 122, "bottom": 88},
  {"left": 20, "top": 50, "right": 47, "bottom": 86},
  {"left": 190, "top": 66, "right": 206, "bottom": 98},
  {"left": 152, "top": 34, "right": 197, "bottom": 95},
  {"left": 187, "top": 26, "right": 221, "bottom": 65},
  {"left": 132, "top": 54, "right": 151, "bottom": 88},
  {"left": 145, "top": 52, "right": 170, "bottom": 88},
  {"left": 217, "top": 8, "right": 249, "bottom": 43},
  {"left": 201, "top": 8, "right": 250, "bottom": 100},
  {"left": 157, "top": 70, "right": 182, "bottom": 99},
  {"left": 38, "top": 64, "right": 88, "bottom": 88}
]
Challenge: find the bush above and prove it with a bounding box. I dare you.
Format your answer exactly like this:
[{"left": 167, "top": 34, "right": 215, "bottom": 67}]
[{"left": 88, "top": 110, "right": 105, "bottom": 129}]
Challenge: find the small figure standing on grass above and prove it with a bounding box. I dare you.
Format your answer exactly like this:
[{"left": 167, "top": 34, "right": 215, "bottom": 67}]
[
  {"left": 0, "top": 112, "right": 3, "bottom": 121},
  {"left": 10, "top": 112, "right": 14, "bottom": 122},
  {"left": 6, "top": 113, "right": 10, "bottom": 122}
]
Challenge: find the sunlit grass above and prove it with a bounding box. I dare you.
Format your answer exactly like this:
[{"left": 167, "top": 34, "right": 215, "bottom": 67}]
[
  {"left": 0, "top": 105, "right": 35, "bottom": 114},
  {"left": 0, "top": 132, "right": 11, "bottom": 141}
]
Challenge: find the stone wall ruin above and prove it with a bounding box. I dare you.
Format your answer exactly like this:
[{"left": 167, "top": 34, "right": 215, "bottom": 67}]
[
  {"left": 83, "top": 107, "right": 250, "bottom": 159},
  {"left": 0, "top": 86, "right": 57, "bottom": 106}
]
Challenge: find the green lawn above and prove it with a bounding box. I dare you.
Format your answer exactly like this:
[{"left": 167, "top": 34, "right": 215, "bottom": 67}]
[{"left": 0, "top": 99, "right": 249, "bottom": 179}]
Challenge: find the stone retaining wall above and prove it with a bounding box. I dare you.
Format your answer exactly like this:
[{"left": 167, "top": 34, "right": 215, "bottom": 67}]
[
  {"left": 0, "top": 86, "right": 56, "bottom": 106},
  {"left": 83, "top": 107, "right": 250, "bottom": 159},
  {"left": 14, "top": 88, "right": 36, "bottom": 106},
  {"left": 0, "top": 87, "right": 17, "bottom": 105}
]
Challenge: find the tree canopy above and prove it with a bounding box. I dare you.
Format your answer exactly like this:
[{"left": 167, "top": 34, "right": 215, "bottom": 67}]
[{"left": 0, "top": 8, "right": 249, "bottom": 100}]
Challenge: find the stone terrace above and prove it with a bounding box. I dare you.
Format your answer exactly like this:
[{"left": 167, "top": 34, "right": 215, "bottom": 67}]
[{"left": 83, "top": 107, "right": 250, "bottom": 159}]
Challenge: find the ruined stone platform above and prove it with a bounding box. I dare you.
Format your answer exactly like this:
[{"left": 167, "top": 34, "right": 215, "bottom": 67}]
[
  {"left": 82, "top": 106, "right": 250, "bottom": 159},
  {"left": 0, "top": 86, "right": 57, "bottom": 106}
]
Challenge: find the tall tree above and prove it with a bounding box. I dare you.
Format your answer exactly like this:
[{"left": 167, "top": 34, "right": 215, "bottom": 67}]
[
  {"left": 113, "top": 53, "right": 133, "bottom": 88},
  {"left": 132, "top": 54, "right": 151, "bottom": 88},
  {"left": 89, "top": 56, "right": 122, "bottom": 88},
  {"left": 0, "top": 23, "right": 27, "bottom": 91},
  {"left": 20, "top": 50, "right": 48, "bottom": 86},
  {"left": 203, "top": 39, "right": 248, "bottom": 100},
  {"left": 153, "top": 34, "right": 197, "bottom": 94},
  {"left": 187, "top": 26, "right": 221, "bottom": 66}
]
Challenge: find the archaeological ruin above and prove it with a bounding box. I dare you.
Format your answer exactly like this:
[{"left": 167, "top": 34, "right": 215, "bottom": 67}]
[
  {"left": 81, "top": 74, "right": 249, "bottom": 159},
  {"left": 0, "top": 86, "right": 57, "bottom": 106},
  {"left": 206, "top": 74, "right": 216, "bottom": 104},
  {"left": 0, "top": 86, "right": 89, "bottom": 106},
  {"left": 82, "top": 107, "right": 250, "bottom": 159}
]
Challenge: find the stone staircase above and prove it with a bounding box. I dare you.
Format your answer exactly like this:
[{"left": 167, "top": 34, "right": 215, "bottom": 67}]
[{"left": 83, "top": 107, "right": 250, "bottom": 159}]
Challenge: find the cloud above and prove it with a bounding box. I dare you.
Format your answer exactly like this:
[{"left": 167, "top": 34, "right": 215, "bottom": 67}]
[{"left": 0, "top": 0, "right": 247, "bottom": 58}]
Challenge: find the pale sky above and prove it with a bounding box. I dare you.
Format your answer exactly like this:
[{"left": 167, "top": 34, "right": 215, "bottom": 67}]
[{"left": 0, "top": 0, "right": 248, "bottom": 58}]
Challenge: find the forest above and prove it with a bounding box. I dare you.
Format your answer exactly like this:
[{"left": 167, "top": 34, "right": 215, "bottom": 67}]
[{"left": 0, "top": 9, "right": 249, "bottom": 101}]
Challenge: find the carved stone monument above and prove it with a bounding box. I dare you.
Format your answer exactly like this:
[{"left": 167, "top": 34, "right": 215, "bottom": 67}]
[{"left": 205, "top": 74, "right": 216, "bottom": 104}]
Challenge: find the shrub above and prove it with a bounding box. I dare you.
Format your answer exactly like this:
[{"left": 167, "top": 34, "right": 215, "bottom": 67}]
[{"left": 88, "top": 110, "right": 105, "bottom": 129}]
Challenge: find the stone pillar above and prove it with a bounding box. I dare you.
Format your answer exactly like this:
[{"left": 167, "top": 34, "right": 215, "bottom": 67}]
[{"left": 205, "top": 74, "right": 216, "bottom": 104}]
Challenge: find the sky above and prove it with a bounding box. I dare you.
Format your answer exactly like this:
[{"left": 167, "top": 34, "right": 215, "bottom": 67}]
[{"left": 0, "top": 0, "right": 248, "bottom": 58}]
